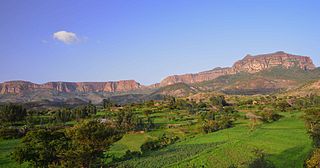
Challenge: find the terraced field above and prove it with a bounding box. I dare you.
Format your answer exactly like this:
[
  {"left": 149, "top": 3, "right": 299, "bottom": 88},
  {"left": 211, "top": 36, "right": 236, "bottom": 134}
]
[{"left": 115, "top": 112, "right": 312, "bottom": 168}]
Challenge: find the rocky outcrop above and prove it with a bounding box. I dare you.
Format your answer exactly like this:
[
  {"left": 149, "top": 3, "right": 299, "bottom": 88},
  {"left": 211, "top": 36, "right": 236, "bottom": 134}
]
[
  {"left": 232, "top": 51, "right": 315, "bottom": 73},
  {"left": 0, "top": 81, "right": 39, "bottom": 94},
  {"left": 160, "top": 67, "right": 233, "bottom": 86},
  {"left": 0, "top": 80, "right": 141, "bottom": 94},
  {"left": 311, "top": 80, "right": 320, "bottom": 89},
  {"left": 159, "top": 51, "right": 315, "bottom": 86}
]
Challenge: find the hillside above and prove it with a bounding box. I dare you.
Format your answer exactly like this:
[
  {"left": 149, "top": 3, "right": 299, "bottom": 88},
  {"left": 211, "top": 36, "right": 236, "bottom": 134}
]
[
  {"left": 150, "top": 83, "right": 199, "bottom": 97},
  {"left": 194, "top": 66, "right": 320, "bottom": 95},
  {"left": 0, "top": 51, "right": 318, "bottom": 103},
  {"left": 159, "top": 51, "right": 315, "bottom": 86},
  {"left": 114, "top": 112, "right": 311, "bottom": 168},
  {"left": 284, "top": 78, "right": 320, "bottom": 96}
]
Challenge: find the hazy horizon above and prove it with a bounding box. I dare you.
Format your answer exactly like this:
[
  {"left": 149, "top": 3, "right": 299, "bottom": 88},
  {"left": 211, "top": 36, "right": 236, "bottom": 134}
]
[{"left": 1, "top": 0, "right": 319, "bottom": 85}]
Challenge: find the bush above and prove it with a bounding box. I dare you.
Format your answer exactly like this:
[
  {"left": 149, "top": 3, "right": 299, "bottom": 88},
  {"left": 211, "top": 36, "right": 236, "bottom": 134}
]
[
  {"left": 141, "top": 134, "right": 179, "bottom": 151},
  {"left": 304, "top": 108, "right": 320, "bottom": 147},
  {"left": 306, "top": 148, "right": 320, "bottom": 168},
  {"left": 248, "top": 149, "right": 275, "bottom": 168},
  {"left": 0, "top": 104, "right": 27, "bottom": 123},
  {"left": 258, "top": 108, "right": 282, "bottom": 123},
  {"left": 0, "top": 127, "right": 24, "bottom": 139}
]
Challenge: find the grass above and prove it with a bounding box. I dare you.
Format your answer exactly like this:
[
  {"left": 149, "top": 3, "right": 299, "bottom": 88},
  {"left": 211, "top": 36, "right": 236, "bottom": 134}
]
[
  {"left": 0, "top": 108, "right": 313, "bottom": 168},
  {"left": 0, "top": 139, "right": 27, "bottom": 168},
  {"left": 115, "top": 111, "right": 312, "bottom": 168},
  {"left": 107, "top": 132, "right": 156, "bottom": 158}
]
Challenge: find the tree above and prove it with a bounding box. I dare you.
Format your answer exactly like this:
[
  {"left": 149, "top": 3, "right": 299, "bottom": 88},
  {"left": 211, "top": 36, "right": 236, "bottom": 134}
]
[
  {"left": 304, "top": 108, "right": 320, "bottom": 147},
  {"left": 274, "top": 100, "right": 291, "bottom": 112},
  {"left": 116, "top": 109, "right": 138, "bottom": 131},
  {"left": 143, "top": 109, "right": 152, "bottom": 117},
  {"left": 103, "top": 98, "right": 114, "bottom": 119},
  {"left": 0, "top": 104, "right": 27, "bottom": 123},
  {"left": 168, "top": 96, "right": 176, "bottom": 109},
  {"left": 63, "top": 120, "right": 122, "bottom": 167},
  {"left": 209, "top": 95, "right": 228, "bottom": 107},
  {"left": 12, "top": 129, "right": 69, "bottom": 168},
  {"left": 12, "top": 120, "right": 122, "bottom": 168},
  {"left": 201, "top": 107, "right": 238, "bottom": 133},
  {"left": 103, "top": 98, "right": 114, "bottom": 110},
  {"left": 258, "top": 108, "right": 282, "bottom": 123}
]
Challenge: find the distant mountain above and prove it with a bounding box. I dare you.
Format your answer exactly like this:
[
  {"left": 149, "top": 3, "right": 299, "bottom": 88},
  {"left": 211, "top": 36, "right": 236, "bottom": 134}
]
[
  {"left": 159, "top": 51, "right": 315, "bottom": 86},
  {"left": 150, "top": 83, "right": 199, "bottom": 97},
  {"left": 0, "top": 80, "right": 142, "bottom": 94},
  {"left": 0, "top": 80, "right": 152, "bottom": 105},
  {"left": 0, "top": 51, "right": 318, "bottom": 104},
  {"left": 195, "top": 66, "right": 320, "bottom": 95}
]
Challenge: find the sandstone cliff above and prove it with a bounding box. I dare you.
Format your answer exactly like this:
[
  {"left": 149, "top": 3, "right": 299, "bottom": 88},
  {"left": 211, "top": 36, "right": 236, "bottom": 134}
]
[
  {"left": 159, "top": 51, "right": 315, "bottom": 86},
  {"left": 0, "top": 51, "right": 316, "bottom": 97},
  {"left": 0, "top": 80, "right": 141, "bottom": 94},
  {"left": 232, "top": 51, "right": 315, "bottom": 73}
]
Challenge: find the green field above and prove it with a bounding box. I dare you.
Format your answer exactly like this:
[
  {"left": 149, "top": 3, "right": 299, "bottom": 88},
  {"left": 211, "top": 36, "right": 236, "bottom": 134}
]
[
  {"left": 116, "top": 112, "right": 312, "bottom": 168},
  {"left": 0, "top": 108, "right": 314, "bottom": 168},
  {"left": 0, "top": 139, "right": 28, "bottom": 168}
]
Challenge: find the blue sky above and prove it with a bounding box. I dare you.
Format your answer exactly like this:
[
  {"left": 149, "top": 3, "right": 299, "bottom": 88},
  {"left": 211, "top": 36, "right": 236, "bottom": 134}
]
[{"left": 0, "top": 0, "right": 319, "bottom": 85}]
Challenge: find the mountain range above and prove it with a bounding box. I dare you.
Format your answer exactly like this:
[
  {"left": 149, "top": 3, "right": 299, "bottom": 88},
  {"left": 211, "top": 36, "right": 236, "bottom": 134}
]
[{"left": 1, "top": 51, "right": 319, "bottom": 105}]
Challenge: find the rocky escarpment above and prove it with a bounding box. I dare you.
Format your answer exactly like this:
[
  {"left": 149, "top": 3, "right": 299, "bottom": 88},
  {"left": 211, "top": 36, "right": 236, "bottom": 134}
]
[
  {"left": 160, "top": 67, "right": 233, "bottom": 86},
  {"left": 159, "top": 51, "right": 315, "bottom": 86},
  {"left": 0, "top": 80, "right": 141, "bottom": 94},
  {"left": 232, "top": 51, "right": 315, "bottom": 73}
]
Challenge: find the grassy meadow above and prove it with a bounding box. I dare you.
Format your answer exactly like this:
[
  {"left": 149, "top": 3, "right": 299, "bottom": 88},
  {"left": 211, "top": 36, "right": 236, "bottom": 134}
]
[
  {"left": 0, "top": 95, "right": 317, "bottom": 168},
  {"left": 112, "top": 111, "right": 311, "bottom": 168}
]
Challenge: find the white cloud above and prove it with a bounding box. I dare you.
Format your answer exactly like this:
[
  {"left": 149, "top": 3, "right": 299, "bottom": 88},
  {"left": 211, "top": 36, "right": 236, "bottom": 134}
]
[{"left": 53, "top": 30, "right": 79, "bottom": 44}]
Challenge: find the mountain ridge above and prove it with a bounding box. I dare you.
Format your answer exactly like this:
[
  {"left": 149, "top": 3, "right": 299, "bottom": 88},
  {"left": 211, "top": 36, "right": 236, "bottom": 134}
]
[
  {"left": 0, "top": 80, "right": 142, "bottom": 94},
  {"left": 0, "top": 51, "right": 318, "bottom": 104},
  {"left": 159, "top": 51, "right": 315, "bottom": 86}
]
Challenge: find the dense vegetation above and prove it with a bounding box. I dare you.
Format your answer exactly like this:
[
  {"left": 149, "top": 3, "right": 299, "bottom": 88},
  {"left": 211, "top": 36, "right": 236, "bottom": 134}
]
[{"left": 0, "top": 93, "right": 320, "bottom": 167}]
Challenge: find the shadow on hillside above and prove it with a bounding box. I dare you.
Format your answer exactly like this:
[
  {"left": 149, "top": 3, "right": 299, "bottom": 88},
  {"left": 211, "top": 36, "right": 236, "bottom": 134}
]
[
  {"left": 268, "top": 145, "right": 310, "bottom": 168},
  {"left": 114, "top": 142, "right": 225, "bottom": 168}
]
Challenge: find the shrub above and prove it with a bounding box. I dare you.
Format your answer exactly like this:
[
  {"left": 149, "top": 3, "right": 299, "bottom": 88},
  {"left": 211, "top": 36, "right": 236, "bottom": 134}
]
[
  {"left": 0, "top": 104, "right": 27, "bottom": 123},
  {"left": 0, "top": 127, "right": 24, "bottom": 139},
  {"left": 306, "top": 148, "right": 320, "bottom": 168},
  {"left": 141, "top": 134, "right": 179, "bottom": 151},
  {"left": 248, "top": 149, "right": 275, "bottom": 168},
  {"left": 258, "top": 108, "right": 282, "bottom": 123},
  {"left": 304, "top": 108, "right": 320, "bottom": 147}
]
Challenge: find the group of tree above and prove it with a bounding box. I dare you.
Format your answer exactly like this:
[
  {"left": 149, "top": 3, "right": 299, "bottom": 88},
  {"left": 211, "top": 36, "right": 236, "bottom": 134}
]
[
  {"left": 12, "top": 119, "right": 122, "bottom": 168},
  {"left": 201, "top": 106, "right": 238, "bottom": 133},
  {"left": 140, "top": 133, "right": 179, "bottom": 151},
  {"left": 201, "top": 96, "right": 238, "bottom": 133},
  {"left": 256, "top": 108, "right": 282, "bottom": 123},
  {"left": 304, "top": 107, "right": 320, "bottom": 167},
  {"left": 53, "top": 103, "right": 97, "bottom": 123},
  {"left": 0, "top": 104, "right": 27, "bottom": 124},
  {"left": 0, "top": 104, "right": 28, "bottom": 139},
  {"left": 115, "top": 108, "right": 155, "bottom": 132}
]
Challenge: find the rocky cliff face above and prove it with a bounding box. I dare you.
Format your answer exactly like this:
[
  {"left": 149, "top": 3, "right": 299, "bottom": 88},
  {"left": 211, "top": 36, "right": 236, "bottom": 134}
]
[
  {"left": 0, "top": 81, "right": 39, "bottom": 94},
  {"left": 232, "top": 51, "right": 315, "bottom": 73},
  {"left": 159, "top": 51, "right": 315, "bottom": 86},
  {"left": 0, "top": 51, "right": 316, "bottom": 97},
  {"left": 159, "top": 67, "right": 233, "bottom": 86},
  {"left": 0, "top": 80, "right": 141, "bottom": 94}
]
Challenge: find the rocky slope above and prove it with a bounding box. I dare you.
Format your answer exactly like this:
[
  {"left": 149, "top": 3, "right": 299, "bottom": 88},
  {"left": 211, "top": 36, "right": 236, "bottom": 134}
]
[
  {"left": 0, "top": 80, "right": 142, "bottom": 94},
  {"left": 159, "top": 51, "right": 315, "bottom": 86},
  {"left": 284, "top": 79, "right": 320, "bottom": 96},
  {"left": 194, "top": 66, "right": 320, "bottom": 95}
]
